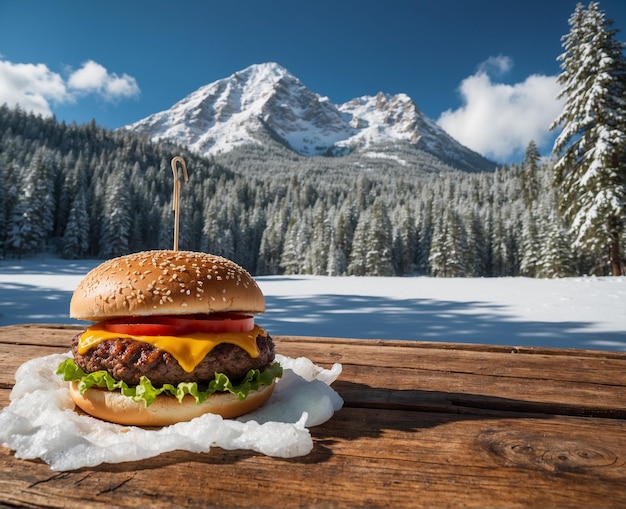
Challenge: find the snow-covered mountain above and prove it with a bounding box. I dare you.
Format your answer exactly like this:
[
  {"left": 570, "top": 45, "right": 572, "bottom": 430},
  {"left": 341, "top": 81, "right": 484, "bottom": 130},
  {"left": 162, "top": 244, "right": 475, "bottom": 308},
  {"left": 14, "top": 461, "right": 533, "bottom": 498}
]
[{"left": 125, "top": 62, "right": 495, "bottom": 173}]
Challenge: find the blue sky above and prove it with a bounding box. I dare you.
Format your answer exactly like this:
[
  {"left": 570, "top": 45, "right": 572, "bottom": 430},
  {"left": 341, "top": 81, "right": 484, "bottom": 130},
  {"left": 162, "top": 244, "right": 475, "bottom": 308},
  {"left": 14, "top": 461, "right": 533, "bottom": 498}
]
[{"left": 1, "top": 0, "right": 625, "bottom": 163}]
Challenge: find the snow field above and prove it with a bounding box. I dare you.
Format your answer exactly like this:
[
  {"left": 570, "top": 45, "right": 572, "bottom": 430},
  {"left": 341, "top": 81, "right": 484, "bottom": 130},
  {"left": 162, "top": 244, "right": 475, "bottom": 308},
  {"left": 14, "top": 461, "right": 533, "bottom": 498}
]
[{"left": 1, "top": 256, "right": 625, "bottom": 351}]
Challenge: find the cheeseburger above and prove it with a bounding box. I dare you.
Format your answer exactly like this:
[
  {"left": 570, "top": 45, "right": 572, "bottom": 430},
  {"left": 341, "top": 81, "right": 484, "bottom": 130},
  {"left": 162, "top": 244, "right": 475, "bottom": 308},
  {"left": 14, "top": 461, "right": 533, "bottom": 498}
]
[{"left": 57, "top": 250, "right": 281, "bottom": 426}]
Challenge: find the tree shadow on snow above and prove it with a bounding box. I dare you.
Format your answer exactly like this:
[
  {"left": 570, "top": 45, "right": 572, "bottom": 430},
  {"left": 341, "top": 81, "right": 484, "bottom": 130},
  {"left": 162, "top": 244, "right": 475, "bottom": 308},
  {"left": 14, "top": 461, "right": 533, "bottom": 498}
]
[
  {"left": 261, "top": 294, "right": 626, "bottom": 352},
  {"left": 1, "top": 282, "right": 624, "bottom": 352},
  {"left": 0, "top": 282, "right": 86, "bottom": 327},
  {"left": 0, "top": 259, "right": 102, "bottom": 275}
]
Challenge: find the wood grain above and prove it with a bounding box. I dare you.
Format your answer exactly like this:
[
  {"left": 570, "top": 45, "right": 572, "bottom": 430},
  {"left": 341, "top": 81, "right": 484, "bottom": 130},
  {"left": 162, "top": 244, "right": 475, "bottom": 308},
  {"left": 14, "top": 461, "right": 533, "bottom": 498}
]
[{"left": 1, "top": 324, "right": 625, "bottom": 508}]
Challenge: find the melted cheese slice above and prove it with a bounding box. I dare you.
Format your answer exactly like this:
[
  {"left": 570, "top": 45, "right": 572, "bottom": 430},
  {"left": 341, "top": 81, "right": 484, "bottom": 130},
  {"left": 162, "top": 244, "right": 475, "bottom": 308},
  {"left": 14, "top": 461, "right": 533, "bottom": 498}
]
[{"left": 77, "top": 323, "right": 263, "bottom": 373}]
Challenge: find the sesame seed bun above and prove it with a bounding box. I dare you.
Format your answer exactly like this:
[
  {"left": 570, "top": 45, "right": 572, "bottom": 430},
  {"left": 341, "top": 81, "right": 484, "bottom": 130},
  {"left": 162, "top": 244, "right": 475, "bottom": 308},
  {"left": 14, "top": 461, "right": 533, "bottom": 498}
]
[
  {"left": 70, "top": 250, "right": 265, "bottom": 321},
  {"left": 68, "top": 380, "right": 276, "bottom": 426}
]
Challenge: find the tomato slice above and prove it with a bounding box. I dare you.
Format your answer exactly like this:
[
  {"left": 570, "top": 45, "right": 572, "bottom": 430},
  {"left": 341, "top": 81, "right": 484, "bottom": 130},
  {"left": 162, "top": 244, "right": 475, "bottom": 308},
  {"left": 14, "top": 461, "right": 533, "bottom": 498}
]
[
  {"left": 104, "top": 321, "right": 188, "bottom": 336},
  {"left": 189, "top": 314, "right": 254, "bottom": 333},
  {"left": 103, "top": 314, "right": 254, "bottom": 336}
]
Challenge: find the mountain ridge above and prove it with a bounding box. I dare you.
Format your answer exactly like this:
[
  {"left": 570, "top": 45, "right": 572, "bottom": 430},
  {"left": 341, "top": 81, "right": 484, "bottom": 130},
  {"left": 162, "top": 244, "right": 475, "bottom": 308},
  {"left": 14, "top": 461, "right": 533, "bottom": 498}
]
[{"left": 125, "top": 62, "right": 496, "bottom": 173}]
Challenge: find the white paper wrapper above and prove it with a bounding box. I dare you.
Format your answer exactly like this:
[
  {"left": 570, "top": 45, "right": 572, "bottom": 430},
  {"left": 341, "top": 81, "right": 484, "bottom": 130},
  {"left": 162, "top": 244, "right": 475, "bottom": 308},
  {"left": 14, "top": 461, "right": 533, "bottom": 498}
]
[{"left": 0, "top": 352, "right": 343, "bottom": 471}]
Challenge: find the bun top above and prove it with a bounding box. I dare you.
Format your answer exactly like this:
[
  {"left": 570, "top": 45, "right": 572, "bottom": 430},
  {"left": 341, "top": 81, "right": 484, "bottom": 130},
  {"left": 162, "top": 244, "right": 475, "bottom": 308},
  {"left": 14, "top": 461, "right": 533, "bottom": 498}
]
[{"left": 70, "top": 250, "right": 265, "bottom": 321}]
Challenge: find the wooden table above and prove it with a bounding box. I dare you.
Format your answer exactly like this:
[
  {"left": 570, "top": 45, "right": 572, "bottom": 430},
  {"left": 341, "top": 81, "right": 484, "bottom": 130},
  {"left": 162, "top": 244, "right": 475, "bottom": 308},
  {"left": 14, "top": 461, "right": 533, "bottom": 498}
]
[{"left": 1, "top": 324, "right": 625, "bottom": 508}]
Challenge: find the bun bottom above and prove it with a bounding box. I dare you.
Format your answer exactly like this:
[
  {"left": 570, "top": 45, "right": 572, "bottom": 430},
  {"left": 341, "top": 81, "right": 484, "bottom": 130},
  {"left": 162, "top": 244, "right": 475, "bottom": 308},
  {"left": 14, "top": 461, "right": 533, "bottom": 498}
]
[{"left": 69, "top": 380, "right": 276, "bottom": 427}]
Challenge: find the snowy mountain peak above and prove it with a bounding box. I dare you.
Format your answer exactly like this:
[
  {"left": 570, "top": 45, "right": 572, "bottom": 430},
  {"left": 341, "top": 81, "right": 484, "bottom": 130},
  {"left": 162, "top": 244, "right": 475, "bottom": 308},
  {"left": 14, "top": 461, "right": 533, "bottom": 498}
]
[
  {"left": 127, "top": 62, "right": 350, "bottom": 156},
  {"left": 125, "top": 63, "right": 495, "bottom": 171},
  {"left": 338, "top": 92, "right": 424, "bottom": 146}
]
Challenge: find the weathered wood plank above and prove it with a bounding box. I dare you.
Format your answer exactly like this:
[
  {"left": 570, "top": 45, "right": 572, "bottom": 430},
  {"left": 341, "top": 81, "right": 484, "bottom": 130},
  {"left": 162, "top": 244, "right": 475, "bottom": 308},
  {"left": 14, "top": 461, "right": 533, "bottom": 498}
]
[
  {"left": 274, "top": 337, "right": 626, "bottom": 385},
  {"left": 0, "top": 323, "right": 83, "bottom": 346},
  {"left": 1, "top": 325, "right": 625, "bottom": 416},
  {"left": 4, "top": 324, "right": 626, "bottom": 359},
  {"left": 276, "top": 334, "right": 626, "bottom": 359},
  {"left": 4, "top": 325, "right": 626, "bottom": 385},
  {"left": 0, "top": 405, "right": 624, "bottom": 508},
  {"left": 336, "top": 363, "right": 626, "bottom": 418},
  {"left": 0, "top": 344, "right": 68, "bottom": 388},
  {"left": 2, "top": 324, "right": 625, "bottom": 509}
]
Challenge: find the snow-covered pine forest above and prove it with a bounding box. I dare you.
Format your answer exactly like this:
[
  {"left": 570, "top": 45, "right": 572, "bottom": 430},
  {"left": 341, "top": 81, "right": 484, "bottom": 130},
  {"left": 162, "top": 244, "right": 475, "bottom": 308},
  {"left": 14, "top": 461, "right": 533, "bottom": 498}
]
[{"left": 1, "top": 105, "right": 618, "bottom": 278}]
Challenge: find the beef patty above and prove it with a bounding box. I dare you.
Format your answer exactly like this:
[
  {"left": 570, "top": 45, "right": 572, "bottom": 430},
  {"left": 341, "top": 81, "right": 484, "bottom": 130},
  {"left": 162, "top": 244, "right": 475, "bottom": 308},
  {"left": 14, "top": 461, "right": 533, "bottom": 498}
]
[{"left": 71, "top": 332, "right": 275, "bottom": 387}]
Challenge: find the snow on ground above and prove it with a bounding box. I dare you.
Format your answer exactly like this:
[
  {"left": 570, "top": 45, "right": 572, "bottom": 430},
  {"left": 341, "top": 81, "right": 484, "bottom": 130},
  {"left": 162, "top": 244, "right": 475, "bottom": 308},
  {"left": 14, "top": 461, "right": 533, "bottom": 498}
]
[{"left": 1, "top": 255, "right": 625, "bottom": 352}]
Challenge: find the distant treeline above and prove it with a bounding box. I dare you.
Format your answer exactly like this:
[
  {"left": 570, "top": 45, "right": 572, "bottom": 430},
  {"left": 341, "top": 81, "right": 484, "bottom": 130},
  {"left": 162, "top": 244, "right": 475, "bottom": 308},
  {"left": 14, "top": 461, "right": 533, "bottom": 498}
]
[{"left": 0, "top": 105, "right": 618, "bottom": 277}]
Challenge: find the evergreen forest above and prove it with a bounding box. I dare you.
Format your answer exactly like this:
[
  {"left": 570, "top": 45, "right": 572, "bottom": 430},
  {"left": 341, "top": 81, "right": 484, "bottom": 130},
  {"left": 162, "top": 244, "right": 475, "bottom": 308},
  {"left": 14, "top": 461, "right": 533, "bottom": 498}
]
[{"left": 0, "top": 105, "right": 623, "bottom": 277}]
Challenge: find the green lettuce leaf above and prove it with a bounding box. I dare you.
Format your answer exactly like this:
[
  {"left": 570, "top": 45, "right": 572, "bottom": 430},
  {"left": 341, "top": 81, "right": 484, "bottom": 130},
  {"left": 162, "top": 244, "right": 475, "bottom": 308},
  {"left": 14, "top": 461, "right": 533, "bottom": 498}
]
[{"left": 56, "top": 358, "right": 282, "bottom": 408}]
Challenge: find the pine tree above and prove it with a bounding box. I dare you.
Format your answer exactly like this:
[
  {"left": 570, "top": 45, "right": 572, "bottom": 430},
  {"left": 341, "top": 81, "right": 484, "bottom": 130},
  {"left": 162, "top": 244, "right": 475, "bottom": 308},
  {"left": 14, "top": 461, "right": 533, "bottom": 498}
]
[
  {"left": 257, "top": 200, "right": 288, "bottom": 275},
  {"left": 428, "top": 208, "right": 467, "bottom": 277},
  {"left": 326, "top": 225, "right": 347, "bottom": 276},
  {"left": 334, "top": 202, "right": 357, "bottom": 271},
  {"left": 304, "top": 200, "right": 330, "bottom": 275},
  {"left": 0, "top": 158, "right": 6, "bottom": 255},
  {"left": 159, "top": 205, "right": 174, "bottom": 250},
  {"left": 0, "top": 140, "right": 22, "bottom": 255},
  {"left": 242, "top": 199, "right": 265, "bottom": 273},
  {"left": 490, "top": 209, "right": 508, "bottom": 277},
  {"left": 464, "top": 208, "right": 488, "bottom": 277},
  {"left": 347, "top": 210, "right": 369, "bottom": 276},
  {"left": 280, "top": 213, "right": 306, "bottom": 274},
  {"left": 520, "top": 209, "right": 542, "bottom": 277},
  {"left": 392, "top": 204, "right": 418, "bottom": 275},
  {"left": 537, "top": 211, "right": 577, "bottom": 278},
  {"left": 61, "top": 189, "right": 90, "bottom": 258},
  {"left": 428, "top": 213, "right": 448, "bottom": 277},
  {"left": 415, "top": 202, "right": 434, "bottom": 275},
  {"left": 100, "top": 170, "right": 132, "bottom": 258},
  {"left": 5, "top": 149, "right": 56, "bottom": 256},
  {"left": 0, "top": 103, "right": 591, "bottom": 279},
  {"left": 365, "top": 198, "right": 394, "bottom": 276},
  {"left": 202, "top": 200, "right": 235, "bottom": 259},
  {"left": 520, "top": 140, "right": 541, "bottom": 208},
  {"left": 550, "top": 1, "right": 626, "bottom": 275}
]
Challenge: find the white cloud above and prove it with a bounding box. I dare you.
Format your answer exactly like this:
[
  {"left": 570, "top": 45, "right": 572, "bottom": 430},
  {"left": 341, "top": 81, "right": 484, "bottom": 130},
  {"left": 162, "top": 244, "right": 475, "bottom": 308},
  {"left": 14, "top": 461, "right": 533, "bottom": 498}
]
[
  {"left": 478, "top": 54, "right": 513, "bottom": 76},
  {"left": 0, "top": 57, "right": 140, "bottom": 118},
  {"left": 437, "top": 57, "right": 563, "bottom": 162},
  {"left": 0, "top": 60, "right": 68, "bottom": 116},
  {"left": 68, "top": 60, "right": 140, "bottom": 100}
]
